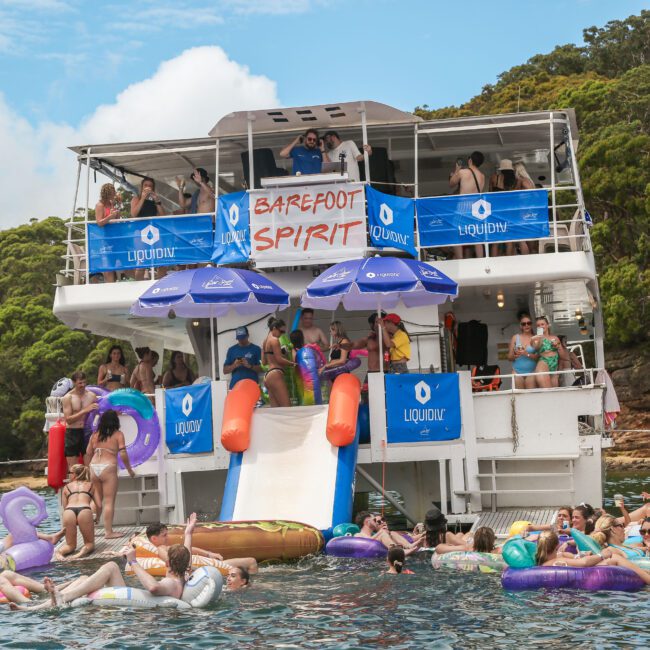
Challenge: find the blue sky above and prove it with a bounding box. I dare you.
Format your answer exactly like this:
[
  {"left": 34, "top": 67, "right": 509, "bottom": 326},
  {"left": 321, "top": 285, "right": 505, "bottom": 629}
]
[
  {"left": 0, "top": 0, "right": 646, "bottom": 225},
  {"left": 2, "top": 0, "right": 647, "bottom": 124}
]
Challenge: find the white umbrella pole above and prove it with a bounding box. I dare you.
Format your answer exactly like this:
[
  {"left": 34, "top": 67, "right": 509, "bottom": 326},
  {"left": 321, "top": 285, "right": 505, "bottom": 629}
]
[
  {"left": 377, "top": 305, "right": 384, "bottom": 374},
  {"left": 210, "top": 317, "right": 216, "bottom": 381}
]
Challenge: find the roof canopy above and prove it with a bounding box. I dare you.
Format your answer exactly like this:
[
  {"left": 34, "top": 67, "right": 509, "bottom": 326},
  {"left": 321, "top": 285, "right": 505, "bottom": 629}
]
[{"left": 209, "top": 100, "right": 421, "bottom": 138}]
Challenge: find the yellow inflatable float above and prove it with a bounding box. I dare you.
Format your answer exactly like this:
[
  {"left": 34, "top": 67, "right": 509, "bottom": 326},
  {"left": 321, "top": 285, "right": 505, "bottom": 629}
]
[{"left": 127, "top": 535, "right": 231, "bottom": 577}]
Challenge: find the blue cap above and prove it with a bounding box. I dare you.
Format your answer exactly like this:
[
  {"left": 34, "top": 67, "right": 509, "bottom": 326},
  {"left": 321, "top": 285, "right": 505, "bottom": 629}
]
[{"left": 235, "top": 326, "right": 249, "bottom": 339}]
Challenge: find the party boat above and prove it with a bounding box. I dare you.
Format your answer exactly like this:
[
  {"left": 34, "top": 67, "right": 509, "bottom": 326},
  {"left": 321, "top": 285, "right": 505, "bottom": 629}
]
[{"left": 51, "top": 101, "right": 611, "bottom": 538}]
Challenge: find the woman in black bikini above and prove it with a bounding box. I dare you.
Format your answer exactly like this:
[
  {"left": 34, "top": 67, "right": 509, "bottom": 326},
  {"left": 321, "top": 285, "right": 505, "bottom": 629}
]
[
  {"left": 162, "top": 351, "right": 195, "bottom": 389},
  {"left": 262, "top": 317, "right": 296, "bottom": 407},
  {"left": 97, "top": 345, "right": 130, "bottom": 392},
  {"left": 58, "top": 464, "right": 97, "bottom": 559},
  {"left": 320, "top": 321, "right": 351, "bottom": 377}
]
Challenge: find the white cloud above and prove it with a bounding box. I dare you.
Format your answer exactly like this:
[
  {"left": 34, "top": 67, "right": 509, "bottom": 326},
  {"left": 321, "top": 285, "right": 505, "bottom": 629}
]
[
  {"left": 225, "top": 0, "right": 314, "bottom": 14},
  {"left": 0, "top": 46, "right": 280, "bottom": 227}
]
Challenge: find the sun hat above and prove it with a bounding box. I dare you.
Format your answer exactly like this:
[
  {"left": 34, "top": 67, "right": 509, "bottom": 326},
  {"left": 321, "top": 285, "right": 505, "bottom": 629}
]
[{"left": 498, "top": 159, "right": 514, "bottom": 171}]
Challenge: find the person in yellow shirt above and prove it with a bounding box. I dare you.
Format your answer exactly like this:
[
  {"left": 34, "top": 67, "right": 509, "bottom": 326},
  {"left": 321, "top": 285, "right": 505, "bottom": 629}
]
[{"left": 380, "top": 313, "right": 411, "bottom": 374}]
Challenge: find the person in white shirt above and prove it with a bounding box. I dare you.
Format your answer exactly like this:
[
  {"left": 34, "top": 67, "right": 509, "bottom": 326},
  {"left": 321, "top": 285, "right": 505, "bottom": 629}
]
[{"left": 324, "top": 131, "right": 372, "bottom": 182}]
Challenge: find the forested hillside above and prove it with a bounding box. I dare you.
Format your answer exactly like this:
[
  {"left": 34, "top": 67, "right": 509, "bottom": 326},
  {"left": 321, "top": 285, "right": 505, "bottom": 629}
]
[
  {"left": 0, "top": 12, "right": 647, "bottom": 460},
  {"left": 416, "top": 10, "right": 649, "bottom": 348}
]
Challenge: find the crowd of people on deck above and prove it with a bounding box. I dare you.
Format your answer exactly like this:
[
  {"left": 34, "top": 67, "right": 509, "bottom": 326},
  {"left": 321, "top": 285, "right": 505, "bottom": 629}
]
[{"left": 507, "top": 312, "right": 583, "bottom": 389}]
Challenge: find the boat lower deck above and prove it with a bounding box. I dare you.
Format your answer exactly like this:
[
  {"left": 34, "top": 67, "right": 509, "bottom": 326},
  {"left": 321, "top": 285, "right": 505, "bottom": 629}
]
[
  {"left": 54, "top": 525, "right": 144, "bottom": 562},
  {"left": 469, "top": 508, "right": 557, "bottom": 538}
]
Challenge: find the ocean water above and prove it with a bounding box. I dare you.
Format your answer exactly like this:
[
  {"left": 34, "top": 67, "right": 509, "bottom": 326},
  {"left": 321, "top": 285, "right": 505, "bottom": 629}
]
[{"left": 0, "top": 473, "right": 648, "bottom": 649}]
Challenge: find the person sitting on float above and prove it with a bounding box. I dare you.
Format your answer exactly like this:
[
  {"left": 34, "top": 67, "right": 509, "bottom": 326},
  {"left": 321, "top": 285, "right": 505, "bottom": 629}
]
[
  {"left": 535, "top": 531, "right": 650, "bottom": 584},
  {"left": 423, "top": 506, "right": 467, "bottom": 550},
  {"left": 319, "top": 321, "right": 352, "bottom": 378},
  {"left": 530, "top": 316, "right": 561, "bottom": 389},
  {"left": 386, "top": 546, "right": 414, "bottom": 575},
  {"left": 262, "top": 317, "right": 296, "bottom": 408},
  {"left": 591, "top": 514, "right": 645, "bottom": 559},
  {"left": 146, "top": 522, "right": 258, "bottom": 575},
  {"left": 57, "top": 464, "right": 97, "bottom": 559},
  {"left": 521, "top": 506, "right": 574, "bottom": 540},
  {"left": 354, "top": 512, "right": 423, "bottom": 555},
  {"left": 572, "top": 503, "right": 596, "bottom": 535},
  {"left": 1, "top": 528, "right": 64, "bottom": 559},
  {"left": 434, "top": 526, "right": 501, "bottom": 555},
  {"left": 629, "top": 517, "right": 650, "bottom": 556},
  {"left": 10, "top": 514, "right": 198, "bottom": 611},
  {"left": 226, "top": 566, "right": 251, "bottom": 591}
]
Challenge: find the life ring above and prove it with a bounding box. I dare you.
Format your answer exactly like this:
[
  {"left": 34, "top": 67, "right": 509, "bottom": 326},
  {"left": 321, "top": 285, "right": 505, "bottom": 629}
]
[
  {"left": 431, "top": 551, "right": 506, "bottom": 573},
  {"left": 325, "top": 535, "right": 387, "bottom": 558},
  {"left": 0, "top": 585, "right": 29, "bottom": 604},
  {"left": 71, "top": 565, "right": 223, "bottom": 609},
  {"left": 320, "top": 357, "right": 361, "bottom": 382},
  {"left": 93, "top": 389, "right": 160, "bottom": 468},
  {"left": 501, "top": 566, "right": 645, "bottom": 592},
  {"left": 83, "top": 386, "right": 109, "bottom": 442}
]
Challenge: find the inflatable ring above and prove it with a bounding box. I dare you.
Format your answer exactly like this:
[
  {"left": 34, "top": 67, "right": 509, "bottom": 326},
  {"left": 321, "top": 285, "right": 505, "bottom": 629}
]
[
  {"left": 502, "top": 536, "right": 537, "bottom": 568},
  {"left": 325, "top": 535, "right": 387, "bottom": 558},
  {"left": 84, "top": 385, "right": 109, "bottom": 444},
  {"left": 431, "top": 551, "right": 506, "bottom": 573},
  {"left": 321, "top": 357, "right": 361, "bottom": 382},
  {"left": 95, "top": 389, "right": 160, "bottom": 468},
  {"left": 332, "top": 523, "right": 360, "bottom": 538},
  {"left": 502, "top": 566, "right": 645, "bottom": 592},
  {"left": 570, "top": 528, "right": 602, "bottom": 555},
  {"left": 71, "top": 565, "right": 223, "bottom": 609}
]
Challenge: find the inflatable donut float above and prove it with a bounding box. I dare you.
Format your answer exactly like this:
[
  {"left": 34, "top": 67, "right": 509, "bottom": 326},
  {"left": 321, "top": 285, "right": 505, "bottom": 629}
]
[
  {"left": 88, "top": 388, "right": 160, "bottom": 468},
  {"left": 71, "top": 565, "right": 223, "bottom": 609},
  {"left": 431, "top": 551, "right": 506, "bottom": 573},
  {"left": 502, "top": 565, "right": 645, "bottom": 592}
]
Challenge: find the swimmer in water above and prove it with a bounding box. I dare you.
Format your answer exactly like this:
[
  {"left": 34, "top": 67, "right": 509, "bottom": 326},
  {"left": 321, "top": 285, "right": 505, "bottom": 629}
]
[
  {"left": 386, "top": 546, "right": 413, "bottom": 575},
  {"left": 226, "top": 566, "right": 250, "bottom": 591}
]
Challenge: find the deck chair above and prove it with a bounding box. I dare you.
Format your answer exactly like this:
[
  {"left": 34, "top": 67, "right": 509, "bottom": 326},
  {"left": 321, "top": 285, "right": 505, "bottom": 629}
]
[{"left": 471, "top": 365, "right": 502, "bottom": 392}]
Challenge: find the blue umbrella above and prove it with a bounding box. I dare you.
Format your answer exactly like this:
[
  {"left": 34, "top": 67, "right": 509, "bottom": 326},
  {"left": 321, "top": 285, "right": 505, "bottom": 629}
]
[
  {"left": 131, "top": 267, "right": 289, "bottom": 379},
  {"left": 301, "top": 257, "right": 457, "bottom": 311}
]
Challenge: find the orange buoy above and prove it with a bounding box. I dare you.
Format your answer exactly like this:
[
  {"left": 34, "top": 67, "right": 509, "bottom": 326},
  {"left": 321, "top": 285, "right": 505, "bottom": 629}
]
[
  {"left": 326, "top": 373, "right": 361, "bottom": 447},
  {"left": 221, "top": 379, "right": 260, "bottom": 452},
  {"left": 47, "top": 419, "right": 68, "bottom": 491}
]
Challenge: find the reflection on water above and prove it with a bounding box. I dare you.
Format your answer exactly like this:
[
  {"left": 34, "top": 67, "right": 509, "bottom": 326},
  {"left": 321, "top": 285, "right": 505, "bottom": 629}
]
[{"left": 0, "top": 473, "right": 648, "bottom": 648}]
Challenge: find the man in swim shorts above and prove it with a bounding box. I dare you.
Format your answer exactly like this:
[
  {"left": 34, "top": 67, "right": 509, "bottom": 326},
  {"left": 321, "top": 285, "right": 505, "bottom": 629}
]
[
  {"left": 355, "top": 511, "right": 424, "bottom": 555},
  {"left": 146, "top": 523, "right": 258, "bottom": 575},
  {"left": 10, "top": 514, "right": 198, "bottom": 611},
  {"left": 226, "top": 566, "right": 250, "bottom": 591},
  {"left": 62, "top": 371, "right": 98, "bottom": 470}
]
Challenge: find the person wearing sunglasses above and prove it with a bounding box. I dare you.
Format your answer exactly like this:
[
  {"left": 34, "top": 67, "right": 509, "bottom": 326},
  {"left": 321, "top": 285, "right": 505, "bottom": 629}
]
[
  {"left": 354, "top": 511, "right": 424, "bottom": 555},
  {"left": 630, "top": 517, "right": 650, "bottom": 556},
  {"left": 280, "top": 128, "right": 325, "bottom": 175},
  {"left": 508, "top": 312, "right": 538, "bottom": 389},
  {"left": 591, "top": 514, "right": 645, "bottom": 559}
]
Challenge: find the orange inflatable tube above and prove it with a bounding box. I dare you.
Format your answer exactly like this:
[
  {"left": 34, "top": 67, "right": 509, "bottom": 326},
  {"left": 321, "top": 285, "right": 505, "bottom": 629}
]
[
  {"left": 0, "top": 585, "right": 29, "bottom": 604},
  {"left": 221, "top": 379, "right": 260, "bottom": 452},
  {"left": 326, "top": 373, "right": 361, "bottom": 447}
]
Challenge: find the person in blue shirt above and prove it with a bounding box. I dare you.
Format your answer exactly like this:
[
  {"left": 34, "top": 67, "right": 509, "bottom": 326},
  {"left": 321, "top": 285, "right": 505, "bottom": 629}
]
[
  {"left": 279, "top": 128, "right": 325, "bottom": 175},
  {"left": 223, "top": 326, "right": 262, "bottom": 388}
]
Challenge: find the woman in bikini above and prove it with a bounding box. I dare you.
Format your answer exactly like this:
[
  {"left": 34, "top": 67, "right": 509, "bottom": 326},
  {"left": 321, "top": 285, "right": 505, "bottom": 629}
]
[
  {"left": 530, "top": 316, "right": 561, "bottom": 389},
  {"left": 85, "top": 409, "right": 135, "bottom": 539},
  {"left": 535, "top": 531, "right": 650, "bottom": 584},
  {"left": 95, "top": 183, "right": 120, "bottom": 282},
  {"left": 262, "top": 317, "right": 296, "bottom": 407},
  {"left": 591, "top": 514, "right": 646, "bottom": 559},
  {"left": 57, "top": 464, "right": 97, "bottom": 559},
  {"left": 507, "top": 312, "right": 538, "bottom": 389},
  {"left": 319, "top": 321, "right": 352, "bottom": 378},
  {"left": 97, "top": 345, "right": 130, "bottom": 392},
  {"left": 162, "top": 351, "right": 195, "bottom": 389}
]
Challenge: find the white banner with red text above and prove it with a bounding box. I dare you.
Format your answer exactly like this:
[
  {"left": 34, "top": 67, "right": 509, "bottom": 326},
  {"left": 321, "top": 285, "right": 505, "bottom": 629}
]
[{"left": 249, "top": 183, "right": 367, "bottom": 266}]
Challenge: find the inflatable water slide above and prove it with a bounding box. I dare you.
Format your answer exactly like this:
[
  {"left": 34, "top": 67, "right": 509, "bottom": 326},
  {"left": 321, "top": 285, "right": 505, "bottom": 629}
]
[{"left": 219, "top": 375, "right": 361, "bottom": 538}]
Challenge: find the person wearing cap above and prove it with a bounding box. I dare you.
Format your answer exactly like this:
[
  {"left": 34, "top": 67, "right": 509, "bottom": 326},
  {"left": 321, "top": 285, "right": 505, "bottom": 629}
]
[
  {"left": 379, "top": 313, "right": 411, "bottom": 374},
  {"left": 323, "top": 131, "right": 372, "bottom": 183},
  {"left": 223, "top": 326, "right": 262, "bottom": 389}
]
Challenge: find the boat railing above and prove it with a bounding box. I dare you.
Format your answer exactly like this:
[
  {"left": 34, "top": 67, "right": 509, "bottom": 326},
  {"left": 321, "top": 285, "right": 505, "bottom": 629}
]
[
  {"left": 58, "top": 185, "right": 592, "bottom": 285},
  {"left": 471, "top": 366, "right": 601, "bottom": 393}
]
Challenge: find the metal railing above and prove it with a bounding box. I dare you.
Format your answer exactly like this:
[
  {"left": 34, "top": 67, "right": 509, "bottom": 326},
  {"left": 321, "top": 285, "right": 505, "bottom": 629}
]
[{"left": 471, "top": 367, "right": 601, "bottom": 392}]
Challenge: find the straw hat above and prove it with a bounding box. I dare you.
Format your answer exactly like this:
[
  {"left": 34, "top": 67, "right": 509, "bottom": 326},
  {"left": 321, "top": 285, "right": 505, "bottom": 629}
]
[{"left": 498, "top": 159, "right": 514, "bottom": 171}]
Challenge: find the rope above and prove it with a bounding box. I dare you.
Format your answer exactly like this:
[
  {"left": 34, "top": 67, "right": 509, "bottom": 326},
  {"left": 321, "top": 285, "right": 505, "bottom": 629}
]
[{"left": 510, "top": 395, "right": 519, "bottom": 453}]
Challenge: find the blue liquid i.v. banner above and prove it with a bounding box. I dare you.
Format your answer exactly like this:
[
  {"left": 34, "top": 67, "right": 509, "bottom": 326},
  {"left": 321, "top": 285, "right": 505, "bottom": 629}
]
[
  {"left": 366, "top": 186, "right": 417, "bottom": 256},
  {"left": 213, "top": 191, "right": 251, "bottom": 264},
  {"left": 416, "top": 189, "right": 549, "bottom": 247},
  {"left": 165, "top": 383, "right": 213, "bottom": 454},
  {"left": 88, "top": 215, "right": 214, "bottom": 273},
  {"left": 385, "top": 373, "right": 461, "bottom": 443}
]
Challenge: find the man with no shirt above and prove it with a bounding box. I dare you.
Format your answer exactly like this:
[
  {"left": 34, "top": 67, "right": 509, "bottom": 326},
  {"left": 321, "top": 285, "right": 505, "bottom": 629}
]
[
  {"left": 61, "top": 371, "right": 97, "bottom": 470},
  {"left": 299, "top": 309, "right": 329, "bottom": 348}
]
